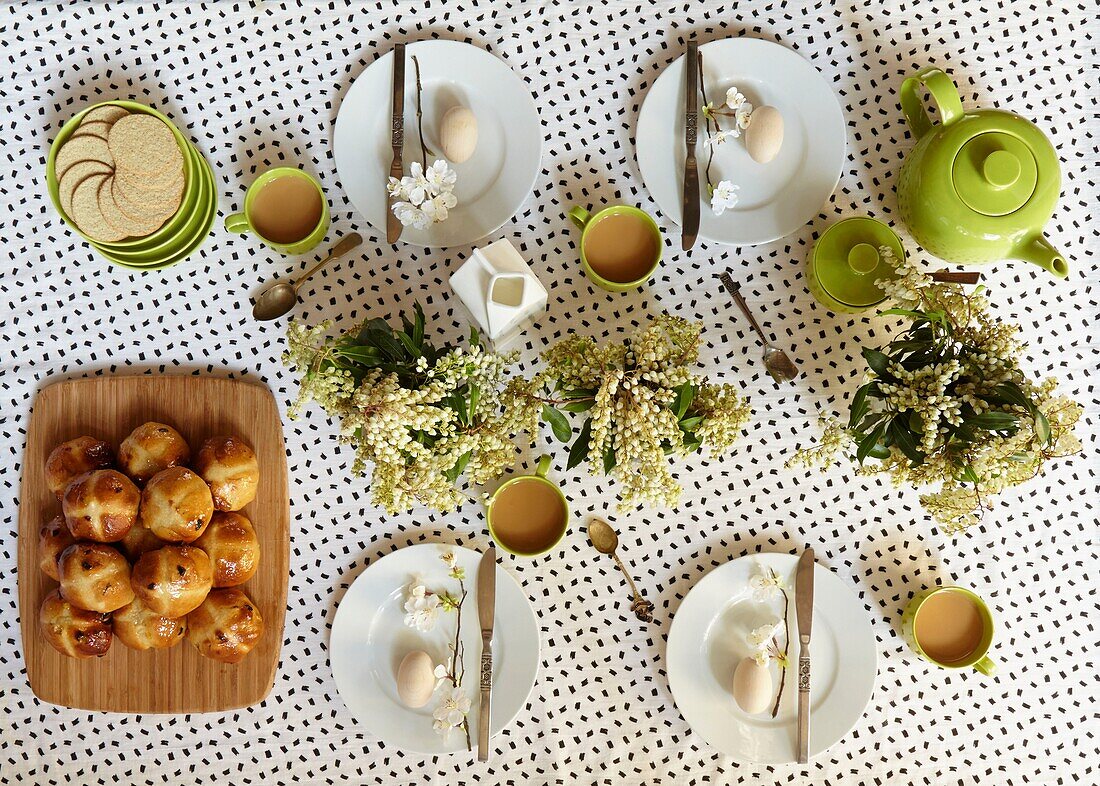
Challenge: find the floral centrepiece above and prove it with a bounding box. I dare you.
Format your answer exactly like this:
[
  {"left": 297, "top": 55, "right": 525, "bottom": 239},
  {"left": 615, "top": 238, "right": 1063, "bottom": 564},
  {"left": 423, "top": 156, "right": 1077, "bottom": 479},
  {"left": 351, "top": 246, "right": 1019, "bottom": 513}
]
[
  {"left": 284, "top": 305, "right": 521, "bottom": 514},
  {"left": 504, "top": 315, "right": 752, "bottom": 509},
  {"left": 789, "top": 255, "right": 1082, "bottom": 534}
]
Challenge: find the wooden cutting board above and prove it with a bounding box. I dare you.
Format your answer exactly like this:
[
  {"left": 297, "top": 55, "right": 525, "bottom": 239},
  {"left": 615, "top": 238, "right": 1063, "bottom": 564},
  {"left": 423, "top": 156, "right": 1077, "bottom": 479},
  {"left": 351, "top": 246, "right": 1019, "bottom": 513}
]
[{"left": 18, "top": 375, "right": 289, "bottom": 713}]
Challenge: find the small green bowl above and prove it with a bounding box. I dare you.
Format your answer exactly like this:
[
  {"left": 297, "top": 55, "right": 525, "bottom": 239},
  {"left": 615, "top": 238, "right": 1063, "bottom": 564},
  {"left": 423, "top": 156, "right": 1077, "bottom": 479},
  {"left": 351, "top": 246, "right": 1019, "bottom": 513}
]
[
  {"left": 91, "top": 143, "right": 211, "bottom": 261},
  {"left": 95, "top": 152, "right": 216, "bottom": 271},
  {"left": 46, "top": 100, "right": 199, "bottom": 250}
]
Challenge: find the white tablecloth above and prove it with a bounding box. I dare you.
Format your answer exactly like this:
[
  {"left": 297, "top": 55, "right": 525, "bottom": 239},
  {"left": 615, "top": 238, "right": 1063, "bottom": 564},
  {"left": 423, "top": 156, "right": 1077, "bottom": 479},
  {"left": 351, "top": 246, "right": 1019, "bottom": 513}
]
[{"left": 1, "top": 2, "right": 1096, "bottom": 784}]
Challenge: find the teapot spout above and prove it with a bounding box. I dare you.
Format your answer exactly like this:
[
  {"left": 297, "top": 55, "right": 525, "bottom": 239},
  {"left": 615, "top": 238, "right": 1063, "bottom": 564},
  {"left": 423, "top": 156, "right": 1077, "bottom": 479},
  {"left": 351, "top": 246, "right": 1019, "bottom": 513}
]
[{"left": 1017, "top": 234, "right": 1069, "bottom": 278}]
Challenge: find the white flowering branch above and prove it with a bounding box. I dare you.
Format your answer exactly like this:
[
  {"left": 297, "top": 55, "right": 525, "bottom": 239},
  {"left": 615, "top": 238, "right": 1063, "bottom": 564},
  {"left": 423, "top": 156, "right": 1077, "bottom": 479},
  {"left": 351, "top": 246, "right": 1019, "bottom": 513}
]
[
  {"left": 697, "top": 54, "right": 753, "bottom": 216},
  {"left": 748, "top": 566, "right": 791, "bottom": 717}
]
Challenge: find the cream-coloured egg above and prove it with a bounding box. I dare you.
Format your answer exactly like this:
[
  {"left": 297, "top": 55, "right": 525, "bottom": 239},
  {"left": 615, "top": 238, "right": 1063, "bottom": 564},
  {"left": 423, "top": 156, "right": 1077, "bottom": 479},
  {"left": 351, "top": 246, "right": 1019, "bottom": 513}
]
[
  {"left": 439, "top": 106, "right": 478, "bottom": 164},
  {"left": 396, "top": 650, "right": 436, "bottom": 708},
  {"left": 745, "top": 105, "right": 784, "bottom": 164},
  {"left": 732, "top": 655, "right": 773, "bottom": 714}
]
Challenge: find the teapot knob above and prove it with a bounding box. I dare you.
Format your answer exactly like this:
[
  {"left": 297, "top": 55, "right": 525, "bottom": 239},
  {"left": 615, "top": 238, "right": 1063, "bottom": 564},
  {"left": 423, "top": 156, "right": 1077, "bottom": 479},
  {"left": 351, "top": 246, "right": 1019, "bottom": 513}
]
[
  {"left": 847, "top": 243, "right": 880, "bottom": 275},
  {"left": 982, "top": 149, "right": 1022, "bottom": 188}
]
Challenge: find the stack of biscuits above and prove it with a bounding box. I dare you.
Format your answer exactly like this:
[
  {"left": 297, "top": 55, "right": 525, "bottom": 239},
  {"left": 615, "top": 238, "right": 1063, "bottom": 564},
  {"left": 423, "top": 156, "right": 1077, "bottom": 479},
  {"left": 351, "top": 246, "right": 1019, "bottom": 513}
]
[{"left": 53, "top": 107, "right": 186, "bottom": 243}]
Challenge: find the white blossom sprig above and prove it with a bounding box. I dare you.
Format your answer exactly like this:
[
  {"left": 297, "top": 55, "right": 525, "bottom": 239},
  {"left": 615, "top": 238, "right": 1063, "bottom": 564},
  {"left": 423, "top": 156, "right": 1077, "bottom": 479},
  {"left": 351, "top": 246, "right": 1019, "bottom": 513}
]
[
  {"left": 747, "top": 564, "right": 791, "bottom": 717},
  {"left": 696, "top": 53, "right": 754, "bottom": 214}
]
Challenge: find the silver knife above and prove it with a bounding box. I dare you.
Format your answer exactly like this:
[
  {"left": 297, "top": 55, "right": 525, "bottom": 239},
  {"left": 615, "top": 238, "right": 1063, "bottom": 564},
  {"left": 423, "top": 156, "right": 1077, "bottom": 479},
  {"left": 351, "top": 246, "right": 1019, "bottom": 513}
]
[
  {"left": 681, "top": 40, "right": 700, "bottom": 252},
  {"left": 386, "top": 43, "right": 406, "bottom": 245},
  {"left": 476, "top": 547, "right": 496, "bottom": 762},
  {"left": 796, "top": 548, "right": 816, "bottom": 764}
]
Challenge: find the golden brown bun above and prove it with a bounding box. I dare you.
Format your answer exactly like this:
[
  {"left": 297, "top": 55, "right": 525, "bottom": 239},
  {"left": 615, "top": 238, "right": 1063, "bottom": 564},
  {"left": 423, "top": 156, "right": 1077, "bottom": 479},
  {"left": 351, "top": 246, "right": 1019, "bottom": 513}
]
[
  {"left": 194, "top": 435, "right": 259, "bottom": 512},
  {"left": 131, "top": 544, "right": 213, "bottom": 617},
  {"left": 40, "top": 589, "right": 112, "bottom": 658},
  {"left": 57, "top": 542, "right": 135, "bottom": 612},
  {"left": 39, "top": 514, "right": 76, "bottom": 580},
  {"left": 120, "top": 524, "right": 167, "bottom": 561},
  {"left": 186, "top": 588, "right": 263, "bottom": 663},
  {"left": 139, "top": 466, "right": 214, "bottom": 543},
  {"left": 62, "top": 469, "right": 140, "bottom": 542},
  {"left": 45, "top": 436, "right": 113, "bottom": 498},
  {"left": 194, "top": 512, "right": 260, "bottom": 587},
  {"left": 118, "top": 422, "right": 191, "bottom": 485},
  {"left": 113, "top": 596, "right": 186, "bottom": 650}
]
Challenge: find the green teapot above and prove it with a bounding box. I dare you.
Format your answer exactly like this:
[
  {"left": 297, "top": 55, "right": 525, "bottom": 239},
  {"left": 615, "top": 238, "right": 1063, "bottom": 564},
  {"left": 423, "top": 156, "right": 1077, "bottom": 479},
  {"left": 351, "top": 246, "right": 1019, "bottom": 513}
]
[{"left": 896, "top": 67, "right": 1069, "bottom": 278}]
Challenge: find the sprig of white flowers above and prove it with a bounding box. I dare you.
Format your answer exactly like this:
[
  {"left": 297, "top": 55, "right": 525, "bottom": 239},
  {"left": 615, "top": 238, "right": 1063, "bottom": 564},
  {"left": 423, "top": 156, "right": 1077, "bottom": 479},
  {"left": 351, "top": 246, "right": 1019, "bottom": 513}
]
[
  {"left": 401, "top": 551, "right": 473, "bottom": 749},
  {"left": 697, "top": 72, "right": 757, "bottom": 216},
  {"left": 746, "top": 564, "right": 791, "bottom": 717},
  {"left": 388, "top": 159, "right": 458, "bottom": 230}
]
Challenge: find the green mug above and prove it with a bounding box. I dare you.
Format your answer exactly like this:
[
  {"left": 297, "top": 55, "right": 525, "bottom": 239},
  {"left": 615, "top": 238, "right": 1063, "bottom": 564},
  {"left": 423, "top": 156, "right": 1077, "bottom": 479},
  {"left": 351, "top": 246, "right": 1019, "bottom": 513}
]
[
  {"left": 902, "top": 586, "right": 996, "bottom": 675},
  {"left": 485, "top": 455, "right": 569, "bottom": 557},
  {"left": 225, "top": 167, "right": 329, "bottom": 255},
  {"left": 568, "top": 205, "right": 662, "bottom": 292}
]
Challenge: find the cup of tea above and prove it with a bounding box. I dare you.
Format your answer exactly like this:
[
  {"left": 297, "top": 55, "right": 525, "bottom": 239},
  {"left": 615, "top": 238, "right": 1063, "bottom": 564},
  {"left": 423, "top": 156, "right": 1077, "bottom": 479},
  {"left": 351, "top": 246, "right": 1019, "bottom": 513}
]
[
  {"left": 902, "top": 586, "right": 996, "bottom": 675},
  {"left": 568, "top": 205, "right": 663, "bottom": 292},
  {"left": 485, "top": 455, "right": 569, "bottom": 557},
  {"left": 225, "top": 167, "right": 330, "bottom": 255}
]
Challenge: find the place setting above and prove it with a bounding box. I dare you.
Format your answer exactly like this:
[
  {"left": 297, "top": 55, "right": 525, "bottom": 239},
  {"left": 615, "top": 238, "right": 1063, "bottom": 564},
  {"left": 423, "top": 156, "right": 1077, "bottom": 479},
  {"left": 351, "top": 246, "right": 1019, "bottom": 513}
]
[{"left": 12, "top": 4, "right": 1092, "bottom": 782}]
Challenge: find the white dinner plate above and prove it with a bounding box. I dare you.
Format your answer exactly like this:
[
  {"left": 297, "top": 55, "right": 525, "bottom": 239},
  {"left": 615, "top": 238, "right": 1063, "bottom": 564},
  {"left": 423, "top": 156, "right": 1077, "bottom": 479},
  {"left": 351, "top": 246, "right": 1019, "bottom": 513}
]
[
  {"left": 666, "top": 552, "right": 876, "bottom": 763},
  {"left": 330, "top": 544, "right": 540, "bottom": 754},
  {"left": 334, "top": 40, "right": 542, "bottom": 248},
  {"left": 636, "top": 38, "right": 845, "bottom": 246}
]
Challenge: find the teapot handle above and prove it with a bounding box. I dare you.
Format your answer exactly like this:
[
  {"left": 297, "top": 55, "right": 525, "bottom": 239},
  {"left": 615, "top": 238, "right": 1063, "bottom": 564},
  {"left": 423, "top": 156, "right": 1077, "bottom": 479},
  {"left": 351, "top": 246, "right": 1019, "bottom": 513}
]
[{"left": 900, "top": 67, "right": 965, "bottom": 139}]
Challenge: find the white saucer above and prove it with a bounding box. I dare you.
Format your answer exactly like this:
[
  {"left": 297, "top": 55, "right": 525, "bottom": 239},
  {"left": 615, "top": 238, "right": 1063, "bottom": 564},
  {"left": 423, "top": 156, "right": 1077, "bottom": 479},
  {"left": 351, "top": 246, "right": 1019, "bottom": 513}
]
[
  {"left": 330, "top": 544, "right": 540, "bottom": 754},
  {"left": 666, "top": 552, "right": 876, "bottom": 763},
  {"left": 334, "top": 40, "right": 542, "bottom": 248},
  {"left": 636, "top": 38, "right": 846, "bottom": 246}
]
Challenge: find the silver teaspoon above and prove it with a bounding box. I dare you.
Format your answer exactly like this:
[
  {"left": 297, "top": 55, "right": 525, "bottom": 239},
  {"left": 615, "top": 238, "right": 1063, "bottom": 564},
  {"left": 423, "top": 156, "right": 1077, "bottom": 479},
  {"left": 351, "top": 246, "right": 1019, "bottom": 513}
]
[
  {"left": 252, "top": 232, "right": 364, "bottom": 321},
  {"left": 718, "top": 271, "right": 799, "bottom": 383}
]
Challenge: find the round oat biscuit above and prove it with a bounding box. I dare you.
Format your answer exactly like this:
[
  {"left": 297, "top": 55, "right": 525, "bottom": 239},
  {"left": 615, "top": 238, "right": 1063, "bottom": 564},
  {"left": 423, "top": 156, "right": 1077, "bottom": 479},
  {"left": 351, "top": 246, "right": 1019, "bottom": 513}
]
[
  {"left": 70, "top": 120, "right": 113, "bottom": 142},
  {"left": 81, "top": 105, "right": 129, "bottom": 127},
  {"left": 107, "top": 114, "right": 184, "bottom": 177},
  {"left": 98, "top": 176, "right": 165, "bottom": 238},
  {"left": 59, "top": 159, "right": 114, "bottom": 217},
  {"left": 54, "top": 135, "right": 113, "bottom": 181},
  {"left": 112, "top": 175, "right": 179, "bottom": 227},
  {"left": 115, "top": 161, "right": 185, "bottom": 199},
  {"left": 70, "top": 173, "right": 127, "bottom": 242}
]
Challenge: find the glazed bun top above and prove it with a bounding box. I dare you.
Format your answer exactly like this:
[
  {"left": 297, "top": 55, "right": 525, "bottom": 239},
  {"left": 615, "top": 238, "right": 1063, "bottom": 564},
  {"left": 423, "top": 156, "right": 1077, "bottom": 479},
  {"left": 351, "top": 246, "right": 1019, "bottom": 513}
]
[
  {"left": 186, "top": 588, "right": 264, "bottom": 663},
  {"left": 39, "top": 514, "right": 76, "bottom": 581},
  {"left": 39, "top": 589, "right": 112, "bottom": 659},
  {"left": 131, "top": 544, "right": 213, "bottom": 617},
  {"left": 57, "top": 542, "right": 135, "bottom": 613},
  {"left": 193, "top": 511, "right": 260, "bottom": 587},
  {"left": 62, "top": 469, "right": 140, "bottom": 542},
  {"left": 118, "top": 421, "right": 191, "bottom": 485},
  {"left": 45, "top": 436, "right": 113, "bottom": 498},
  {"left": 194, "top": 435, "right": 259, "bottom": 512},
  {"left": 139, "top": 466, "right": 214, "bottom": 543}
]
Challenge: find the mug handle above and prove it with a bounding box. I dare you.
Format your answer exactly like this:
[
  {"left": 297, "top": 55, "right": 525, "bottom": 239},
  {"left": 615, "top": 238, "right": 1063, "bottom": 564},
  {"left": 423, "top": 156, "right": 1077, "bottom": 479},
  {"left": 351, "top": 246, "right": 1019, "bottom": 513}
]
[
  {"left": 224, "top": 212, "right": 250, "bottom": 234},
  {"left": 535, "top": 454, "right": 551, "bottom": 478},
  {"left": 899, "top": 67, "right": 964, "bottom": 139},
  {"left": 567, "top": 206, "right": 591, "bottom": 230},
  {"left": 973, "top": 656, "right": 996, "bottom": 676}
]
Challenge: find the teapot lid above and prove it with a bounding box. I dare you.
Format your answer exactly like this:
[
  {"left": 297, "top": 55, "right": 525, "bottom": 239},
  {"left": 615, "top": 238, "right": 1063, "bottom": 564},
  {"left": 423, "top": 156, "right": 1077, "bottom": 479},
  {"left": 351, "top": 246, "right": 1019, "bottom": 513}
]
[
  {"left": 811, "top": 217, "right": 903, "bottom": 308},
  {"left": 952, "top": 131, "right": 1038, "bottom": 216}
]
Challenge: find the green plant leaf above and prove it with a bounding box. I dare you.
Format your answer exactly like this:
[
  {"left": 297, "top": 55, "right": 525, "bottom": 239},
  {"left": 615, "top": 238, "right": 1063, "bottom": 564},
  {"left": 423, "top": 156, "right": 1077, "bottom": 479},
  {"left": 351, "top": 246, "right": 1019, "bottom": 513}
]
[
  {"left": 1034, "top": 410, "right": 1051, "bottom": 444},
  {"left": 889, "top": 418, "right": 926, "bottom": 465},
  {"left": 443, "top": 451, "right": 471, "bottom": 483},
  {"left": 396, "top": 330, "right": 422, "bottom": 357},
  {"left": 968, "top": 411, "right": 1019, "bottom": 431},
  {"left": 856, "top": 422, "right": 887, "bottom": 465},
  {"left": 560, "top": 387, "right": 597, "bottom": 399},
  {"left": 566, "top": 419, "right": 593, "bottom": 470},
  {"left": 336, "top": 345, "right": 383, "bottom": 365},
  {"left": 469, "top": 325, "right": 481, "bottom": 348},
  {"left": 960, "top": 464, "right": 981, "bottom": 485},
  {"left": 879, "top": 307, "right": 927, "bottom": 320},
  {"left": 679, "top": 415, "right": 704, "bottom": 431},
  {"left": 413, "top": 302, "right": 425, "bottom": 348},
  {"left": 862, "top": 347, "right": 893, "bottom": 379},
  {"left": 467, "top": 384, "right": 480, "bottom": 422},
  {"left": 603, "top": 448, "right": 617, "bottom": 474},
  {"left": 542, "top": 405, "right": 572, "bottom": 442},
  {"left": 682, "top": 437, "right": 703, "bottom": 453},
  {"left": 562, "top": 400, "right": 594, "bottom": 413},
  {"left": 987, "top": 382, "right": 1032, "bottom": 410},
  {"left": 673, "top": 382, "right": 694, "bottom": 419},
  {"left": 866, "top": 444, "right": 892, "bottom": 459},
  {"left": 848, "top": 382, "right": 876, "bottom": 429}
]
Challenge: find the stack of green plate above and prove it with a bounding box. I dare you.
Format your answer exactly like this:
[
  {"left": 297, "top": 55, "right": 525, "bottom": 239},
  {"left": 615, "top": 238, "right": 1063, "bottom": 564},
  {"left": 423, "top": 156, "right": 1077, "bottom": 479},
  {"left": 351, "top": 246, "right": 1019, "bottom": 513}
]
[{"left": 46, "top": 100, "right": 216, "bottom": 271}]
